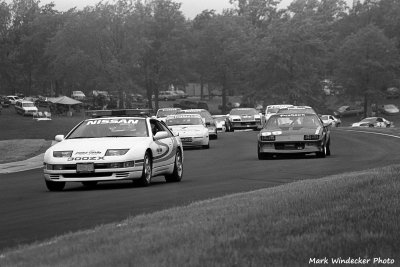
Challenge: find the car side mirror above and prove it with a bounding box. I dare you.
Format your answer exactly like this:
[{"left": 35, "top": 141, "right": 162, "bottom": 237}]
[
  {"left": 55, "top": 135, "right": 64, "bottom": 142},
  {"left": 154, "top": 131, "right": 168, "bottom": 140}
]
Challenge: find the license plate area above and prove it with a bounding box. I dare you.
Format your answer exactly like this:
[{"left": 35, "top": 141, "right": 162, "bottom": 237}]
[
  {"left": 76, "top": 163, "right": 95, "bottom": 173},
  {"left": 181, "top": 137, "right": 193, "bottom": 142}
]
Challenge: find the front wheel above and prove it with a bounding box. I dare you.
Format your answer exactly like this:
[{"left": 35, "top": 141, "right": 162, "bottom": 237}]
[
  {"left": 45, "top": 180, "right": 66, "bottom": 191},
  {"left": 316, "top": 144, "right": 327, "bottom": 158},
  {"left": 138, "top": 151, "right": 152, "bottom": 186},
  {"left": 165, "top": 149, "right": 183, "bottom": 183}
]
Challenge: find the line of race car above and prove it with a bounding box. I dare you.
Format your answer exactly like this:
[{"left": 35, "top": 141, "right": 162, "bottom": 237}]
[{"left": 42, "top": 104, "right": 392, "bottom": 191}]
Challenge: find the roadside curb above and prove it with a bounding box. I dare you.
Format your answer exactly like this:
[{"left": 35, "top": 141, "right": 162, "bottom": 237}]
[{"left": 0, "top": 153, "right": 44, "bottom": 174}]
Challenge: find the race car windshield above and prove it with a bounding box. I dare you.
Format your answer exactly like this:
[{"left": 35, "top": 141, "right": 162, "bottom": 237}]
[
  {"left": 265, "top": 115, "right": 321, "bottom": 129},
  {"left": 266, "top": 108, "right": 280, "bottom": 113},
  {"left": 230, "top": 109, "right": 258, "bottom": 115},
  {"left": 68, "top": 118, "right": 148, "bottom": 138},
  {"left": 166, "top": 117, "right": 203, "bottom": 126},
  {"left": 22, "top": 103, "right": 35, "bottom": 107},
  {"left": 157, "top": 109, "right": 179, "bottom": 117},
  {"left": 178, "top": 110, "right": 213, "bottom": 122}
]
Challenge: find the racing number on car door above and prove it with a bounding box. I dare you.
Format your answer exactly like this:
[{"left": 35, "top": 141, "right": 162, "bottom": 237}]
[{"left": 150, "top": 120, "right": 174, "bottom": 168}]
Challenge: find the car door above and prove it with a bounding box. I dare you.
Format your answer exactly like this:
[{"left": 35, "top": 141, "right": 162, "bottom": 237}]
[{"left": 149, "top": 119, "right": 175, "bottom": 171}]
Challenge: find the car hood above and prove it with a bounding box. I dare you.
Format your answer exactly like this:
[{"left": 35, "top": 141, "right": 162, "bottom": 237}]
[
  {"left": 47, "top": 137, "right": 150, "bottom": 156},
  {"left": 261, "top": 127, "right": 322, "bottom": 136},
  {"left": 169, "top": 125, "right": 206, "bottom": 133}
]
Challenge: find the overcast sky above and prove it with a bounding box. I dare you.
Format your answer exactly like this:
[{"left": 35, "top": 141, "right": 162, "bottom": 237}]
[{"left": 8, "top": 0, "right": 355, "bottom": 19}]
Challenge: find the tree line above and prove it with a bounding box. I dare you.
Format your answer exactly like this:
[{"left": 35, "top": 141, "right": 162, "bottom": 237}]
[{"left": 0, "top": 0, "right": 399, "bottom": 112}]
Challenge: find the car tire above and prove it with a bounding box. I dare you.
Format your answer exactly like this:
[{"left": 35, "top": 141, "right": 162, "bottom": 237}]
[
  {"left": 138, "top": 151, "right": 152, "bottom": 186},
  {"left": 257, "top": 145, "right": 268, "bottom": 160},
  {"left": 45, "top": 180, "right": 66, "bottom": 191},
  {"left": 326, "top": 140, "right": 331, "bottom": 156},
  {"left": 165, "top": 149, "right": 183, "bottom": 183},
  {"left": 316, "top": 144, "right": 327, "bottom": 158},
  {"left": 82, "top": 181, "right": 98, "bottom": 188},
  {"left": 203, "top": 143, "right": 210, "bottom": 149}
]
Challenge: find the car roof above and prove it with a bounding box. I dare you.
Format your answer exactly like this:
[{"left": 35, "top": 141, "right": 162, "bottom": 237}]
[
  {"left": 179, "top": 109, "right": 207, "bottom": 112},
  {"left": 168, "top": 114, "right": 202, "bottom": 118},
  {"left": 158, "top": 108, "right": 181, "bottom": 111}
]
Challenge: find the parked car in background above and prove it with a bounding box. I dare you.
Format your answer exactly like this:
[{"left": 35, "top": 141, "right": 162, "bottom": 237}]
[
  {"left": 7, "top": 95, "right": 20, "bottom": 105},
  {"left": 174, "top": 100, "right": 209, "bottom": 111},
  {"left": 35, "top": 96, "right": 52, "bottom": 107},
  {"left": 378, "top": 104, "right": 399, "bottom": 115},
  {"left": 320, "top": 115, "right": 341, "bottom": 127},
  {"left": 351, "top": 117, "right": 393, "bottom": 128},
  {"left": 14, "top": 99, "right": 38, "bottom": 116},
  {"left": 173, "top": 90, "right": 188, "bottom": 99},
  {"left": 385, "top": 87, "right": 400, "bottom": 99},
  {"left": 154, "top": 91, "right": 177, "bottom": 101},
  {"left": 0, "top": 96, "right": 11, "bottom": 107},
  {"left": 71, "top": 91, "right": 86, "bottom": 100},
  {"left": 334, "top": 105, "right": 364, "bottom": 117}
]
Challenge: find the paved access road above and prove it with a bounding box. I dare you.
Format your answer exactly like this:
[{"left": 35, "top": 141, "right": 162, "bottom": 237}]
[{"left": 0, "top": 128, "right": 399, "bottom": 251}]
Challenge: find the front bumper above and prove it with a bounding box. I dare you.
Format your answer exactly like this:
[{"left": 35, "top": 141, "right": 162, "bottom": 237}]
[
  {"left": 231, "top": 120, "right": 262, "bottom": 129},
  {"left": 180, "top": 136, "right": 208, "bottom": 147},
  {"left": 258, "top": 141, "right": 324, "bottom": 154},
  {"left": 43, "top": 163, "right": 144, "bottom": 182}
]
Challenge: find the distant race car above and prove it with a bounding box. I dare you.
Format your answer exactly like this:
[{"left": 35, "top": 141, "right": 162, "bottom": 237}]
[
  {"left": 177, "top": 109, "right": 218, "bottom": 139},
  {"left": 212, "top": 115, "right": 227, "bottom": 132},
  {"left": 226, "top": 108, "right": 263, "bottom": 132},
  {"left": 351, "top": 117, "right": 393, "bottom": 128},
  {"left": 334, "top": 105, "right": 363, "bottom": 117},
  {"left": 320, "top": 115, "right": 341, "bottom": 127},
  {"left": 155, "top": 107, "right": 181, "bottom": 122},
  {"left": 257, "top": 113, "right": 331, "bottom": 159},
  {"left": 43, "top": 109, "right": 184, "bottom": 191},
  {"left": 166, "top": 114, "right": 210, "bottom": 149}
]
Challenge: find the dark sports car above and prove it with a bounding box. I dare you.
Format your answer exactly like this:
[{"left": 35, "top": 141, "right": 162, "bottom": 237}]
[{"left": 257, "top": 113, "right": 331, "bottom": 159}]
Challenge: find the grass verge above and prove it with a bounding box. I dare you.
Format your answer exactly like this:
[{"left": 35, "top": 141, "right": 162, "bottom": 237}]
[
  {"left": 1, "top": 165, "right": 399, "bottom": 266},
  {"left": 0, "top": 139, "right": 52, "bottom": 164}
]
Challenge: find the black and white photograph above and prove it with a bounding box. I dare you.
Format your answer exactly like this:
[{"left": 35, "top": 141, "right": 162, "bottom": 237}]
[{"left": 0, "top": 0, "right": 399, "bottom": 266}]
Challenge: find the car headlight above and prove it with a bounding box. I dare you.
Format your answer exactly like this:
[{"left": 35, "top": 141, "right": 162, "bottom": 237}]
[
  {"left": 105, "top": 149, "right": 129, "bottom": 156},
  {"left": 53, "top": 151, "right": 73, "bottom": 157}
]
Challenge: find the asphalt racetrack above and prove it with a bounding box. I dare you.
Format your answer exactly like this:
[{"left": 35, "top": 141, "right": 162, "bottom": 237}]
[{"left": 0, "top": 128, "right": 399, "bottom": 251}]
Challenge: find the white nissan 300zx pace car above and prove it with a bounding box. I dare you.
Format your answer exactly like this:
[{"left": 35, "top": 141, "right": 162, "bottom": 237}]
[
  {"left": 165, "top": 114, "right": 210, "bottom": 149},
  {"left": 43, "top": 109, "right": 184, "bottom": 191}
]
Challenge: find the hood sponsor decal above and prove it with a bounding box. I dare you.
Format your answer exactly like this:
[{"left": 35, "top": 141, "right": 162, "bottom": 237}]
[{"left": 74, "top": 151, "right": 102, "bottom": 155}]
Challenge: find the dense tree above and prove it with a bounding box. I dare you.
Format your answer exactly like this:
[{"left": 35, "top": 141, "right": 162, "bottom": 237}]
[
  {"left": 335, "top": 24, "right": 400, "bottom": 117},
  {"left": 0, "top": 0, "right": 399, "bottom": 115}
]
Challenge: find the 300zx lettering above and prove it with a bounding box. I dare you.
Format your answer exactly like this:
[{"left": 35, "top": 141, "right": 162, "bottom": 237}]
[{"left": 67, "top": 157, "right": 105, "bottom": 161}]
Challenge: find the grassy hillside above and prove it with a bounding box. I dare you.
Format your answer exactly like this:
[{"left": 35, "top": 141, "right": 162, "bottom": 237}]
[{"left": 1, "top": 165, "right": 399, "bottom": 266}]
